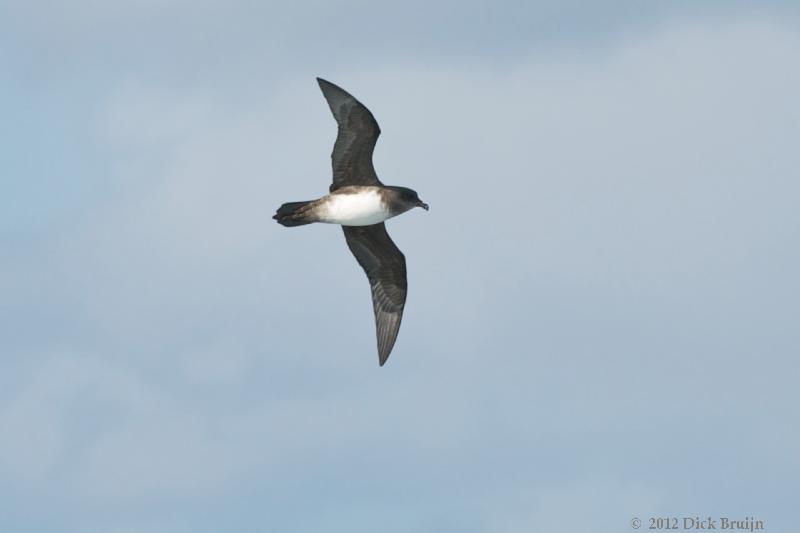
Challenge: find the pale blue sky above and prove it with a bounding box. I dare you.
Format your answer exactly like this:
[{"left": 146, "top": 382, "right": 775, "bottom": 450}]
[{"left": 2, "top": 2, "right": 799, "bottom": 532}]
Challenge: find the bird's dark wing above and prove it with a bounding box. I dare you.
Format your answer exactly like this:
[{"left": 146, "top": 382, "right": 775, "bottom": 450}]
[
  {"left": 342, "top": 223, "right": 407, "bottom": 366},
  {"left": 317, "top": 78, "right": 382, "bottom": 191}
]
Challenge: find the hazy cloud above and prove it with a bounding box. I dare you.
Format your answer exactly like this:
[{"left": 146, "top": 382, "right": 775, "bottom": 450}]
[{"left": 2, "top": 6, "right": 799, "bottom": 533}]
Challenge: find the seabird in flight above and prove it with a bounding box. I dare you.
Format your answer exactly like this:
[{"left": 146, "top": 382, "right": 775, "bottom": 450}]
[{"left": 273, "top": 78, "right": 428, "bottom": 366}]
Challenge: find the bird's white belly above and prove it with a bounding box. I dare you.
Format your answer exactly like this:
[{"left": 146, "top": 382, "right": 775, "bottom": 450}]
[{"left": 321, "top": 191, "right": 392, "bottom": 226}]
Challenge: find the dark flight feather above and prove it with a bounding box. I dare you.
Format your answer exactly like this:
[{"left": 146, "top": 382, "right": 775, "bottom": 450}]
[
  {"left": 342, "top": 223, "right": 407, "bottom": 366},
  {"left": 317, "top": 78, "right": 383, "bottom": 191}
]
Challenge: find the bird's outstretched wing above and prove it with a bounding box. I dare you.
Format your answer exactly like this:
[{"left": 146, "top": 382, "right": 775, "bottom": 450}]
[
  {"left": 342, "top": 223, "right": 407, "bottom": 366},
  {"left": 317, "top": 78, "right": 382, "bottom": 191}
]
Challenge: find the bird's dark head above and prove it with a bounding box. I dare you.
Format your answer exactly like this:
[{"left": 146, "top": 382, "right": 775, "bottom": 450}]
[{"left": 391, "top": 186, "right": 429, "bottom": 211}]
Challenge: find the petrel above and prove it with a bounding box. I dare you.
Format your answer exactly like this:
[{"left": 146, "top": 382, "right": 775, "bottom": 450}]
[{"left": 273, "top": 78, "right": 428, "bottom": 366}]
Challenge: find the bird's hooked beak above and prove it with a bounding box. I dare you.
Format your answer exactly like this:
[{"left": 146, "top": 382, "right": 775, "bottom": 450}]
[{"left": 418, "top": 200, "right": 429, "bottom": 211}]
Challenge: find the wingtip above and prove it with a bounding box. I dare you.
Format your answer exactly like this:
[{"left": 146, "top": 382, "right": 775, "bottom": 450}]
[
  {"left": 378, "top": 342, "right": 395, "bottom": 367},
  {"left": 317, "top": 77, "right": 349, "bottom": 97},
  {"left": 378, "top": 339, "right": 393, "bottom": 366},
  {"left": 317, "top": 77, "right": 337, "bottom": 96}
]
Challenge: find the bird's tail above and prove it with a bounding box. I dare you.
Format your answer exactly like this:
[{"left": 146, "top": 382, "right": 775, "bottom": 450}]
[{"left": 273, "top": 200, "right": 317, "bottom": 227}]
